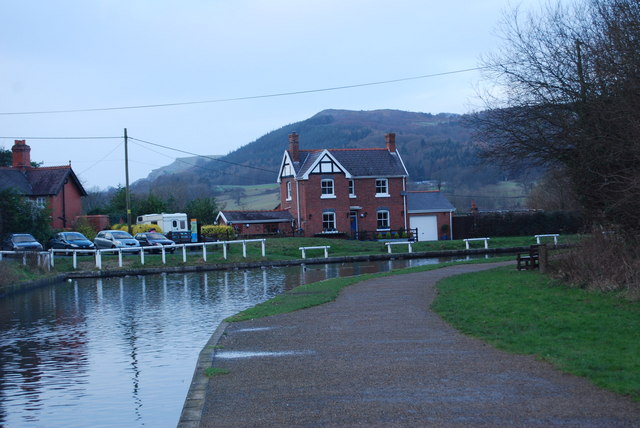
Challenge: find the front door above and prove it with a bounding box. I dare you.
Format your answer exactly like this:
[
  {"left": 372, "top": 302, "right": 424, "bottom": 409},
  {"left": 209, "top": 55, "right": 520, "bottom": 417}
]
[{"left": 350, "top": 211, "right": 358, "bottom": 239}]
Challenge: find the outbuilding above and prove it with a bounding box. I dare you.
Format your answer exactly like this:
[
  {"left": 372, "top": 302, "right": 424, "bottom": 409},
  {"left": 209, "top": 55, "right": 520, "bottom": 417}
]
[{"left": 407, "top": 191, "right": 456, "bottom": 241}]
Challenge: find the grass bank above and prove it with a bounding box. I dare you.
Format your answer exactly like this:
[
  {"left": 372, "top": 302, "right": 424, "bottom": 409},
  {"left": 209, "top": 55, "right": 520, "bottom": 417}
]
[
  {"left": 432, "top": 267, "right": 640, "bottom": 400},
  {"left": 225, "top": 258, "right": 511, "bottom": 322}
]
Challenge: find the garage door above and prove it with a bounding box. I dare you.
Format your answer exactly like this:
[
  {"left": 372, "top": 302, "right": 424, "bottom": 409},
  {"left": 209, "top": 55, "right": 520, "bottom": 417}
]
[{"left": 410, "top": 215, "right": 438, "bottom": 241}]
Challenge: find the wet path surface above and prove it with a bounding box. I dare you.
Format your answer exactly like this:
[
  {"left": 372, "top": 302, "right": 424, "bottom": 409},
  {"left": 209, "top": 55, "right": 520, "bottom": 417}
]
[{"left": 199, "top": 262, "right": 640, "bottom": 427}]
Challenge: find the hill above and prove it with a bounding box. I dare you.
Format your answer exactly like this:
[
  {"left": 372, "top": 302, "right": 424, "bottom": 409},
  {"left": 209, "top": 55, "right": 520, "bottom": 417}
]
[{"left": 130, "top": 109, "right": 534, "bottom": 210}]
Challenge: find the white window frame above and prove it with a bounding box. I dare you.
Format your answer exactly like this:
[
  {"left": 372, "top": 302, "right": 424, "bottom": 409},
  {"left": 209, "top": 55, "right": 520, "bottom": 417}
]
[
  {"left": 321, "top": 179, "right": 336, "bottom": 199},
  {"left": 375, "top": 178, "right": 389, "bottom": 197},
  {"left": 348, "top": 179, "right": 356, "bottom": 198},
  {"left": 286, "top": 181, "right": 292, "bottom": 201},
  {"left": 34, "top": 197, "right": 46, "bottom": 209},
  {"left": 377, "top": 210, "right": 390, "bottom": 231},
  {"left": 322, "top": 212, "right": 336, "bottom": 231}
]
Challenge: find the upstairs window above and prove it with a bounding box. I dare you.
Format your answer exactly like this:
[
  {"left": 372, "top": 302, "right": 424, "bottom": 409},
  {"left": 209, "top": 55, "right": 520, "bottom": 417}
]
[
  {"left": 377, "top": 210, "right": 390, "bottom": 230},
  {"left": 286, "top": 181, "right": 292, "bottom": 201},
  {"left": 321, "top": 179, "right": 335, "bottom": 198},
  {"left": 375, "top": 178, "right": 389, "bottom": 196},
  {"left": 348, "top": 180, "right": 356, "bottom": 197}
]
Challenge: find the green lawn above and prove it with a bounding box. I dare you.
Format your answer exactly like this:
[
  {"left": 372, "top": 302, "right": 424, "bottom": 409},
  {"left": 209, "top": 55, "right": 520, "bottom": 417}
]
[{"left": 432, "top": 267, "right": 640, "bottom": 400}]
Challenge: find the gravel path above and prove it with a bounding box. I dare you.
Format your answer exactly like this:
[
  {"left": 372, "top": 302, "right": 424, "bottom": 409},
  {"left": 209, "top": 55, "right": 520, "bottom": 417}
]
[{"left": 197, "top": 262, "right": 640, "bottom": 427}]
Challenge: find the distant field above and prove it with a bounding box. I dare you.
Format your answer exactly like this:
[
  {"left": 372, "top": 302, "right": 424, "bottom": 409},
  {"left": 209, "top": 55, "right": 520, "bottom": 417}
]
[{"left": 214, "top": 184, "right": 279, "bottom": 210}]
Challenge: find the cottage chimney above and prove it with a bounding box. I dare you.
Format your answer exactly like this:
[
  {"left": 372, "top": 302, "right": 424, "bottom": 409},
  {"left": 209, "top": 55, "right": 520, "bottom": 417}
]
[
  {"left": 12, "top": 140, "right": 31, "bottom": 169},
  {"left": 288, "top": 132, "right": 300, "bottom": 162},
  {"left": 385, "top": 133, "right": 396, "bottom": 152}
]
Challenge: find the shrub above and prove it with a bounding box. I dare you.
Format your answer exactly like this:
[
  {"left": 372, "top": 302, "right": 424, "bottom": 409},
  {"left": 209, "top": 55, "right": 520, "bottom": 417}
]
[
  {"left": 132, "top": 224, "right": 164, "bottom": 235},
  {"left": 548, "top": 230, "right": 640, "bottom": 294},
  {"left": 74, "top": 218, "right": 98, "bottom": 241},
  {"left": 201, "top": 225, "right": 236, "bottom": 240}
]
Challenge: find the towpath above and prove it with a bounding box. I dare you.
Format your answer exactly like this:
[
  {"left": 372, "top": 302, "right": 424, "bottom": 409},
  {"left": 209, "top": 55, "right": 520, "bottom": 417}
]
[{"left": 195, "top": 262, "right": 640, "bottom": 427}]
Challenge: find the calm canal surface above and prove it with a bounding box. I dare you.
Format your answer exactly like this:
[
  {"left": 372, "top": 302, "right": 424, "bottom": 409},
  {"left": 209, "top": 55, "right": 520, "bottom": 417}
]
[{"left": 0, "top": 257, "right": 452, "bottom": 427}]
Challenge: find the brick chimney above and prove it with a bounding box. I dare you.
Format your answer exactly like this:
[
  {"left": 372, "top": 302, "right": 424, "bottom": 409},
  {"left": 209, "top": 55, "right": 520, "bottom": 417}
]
[
  {"left": 385, "top": 133, "right": 396, "bottom": 152},
  {"left": 288, "top": 132, "right": 300, "bottom": 162},
  {"left": 12, "top": 140, "right": 31, "bottom": 169}
]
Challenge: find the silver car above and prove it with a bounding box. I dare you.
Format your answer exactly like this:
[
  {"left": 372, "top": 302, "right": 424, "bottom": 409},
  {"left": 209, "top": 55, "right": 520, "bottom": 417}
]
[{"left": 94, "top": 230, "right": 141, "bottom": 251}]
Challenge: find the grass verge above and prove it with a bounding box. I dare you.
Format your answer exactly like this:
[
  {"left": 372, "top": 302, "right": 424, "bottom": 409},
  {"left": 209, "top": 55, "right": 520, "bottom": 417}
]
[{"left": 431, "top": 266, "right": 640, "bottom": 400}]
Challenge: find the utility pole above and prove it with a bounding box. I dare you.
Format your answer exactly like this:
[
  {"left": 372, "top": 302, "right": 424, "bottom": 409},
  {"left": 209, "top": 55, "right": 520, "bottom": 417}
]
[{"left": 124, "top": 128, "right": 132, "bottom": 234}]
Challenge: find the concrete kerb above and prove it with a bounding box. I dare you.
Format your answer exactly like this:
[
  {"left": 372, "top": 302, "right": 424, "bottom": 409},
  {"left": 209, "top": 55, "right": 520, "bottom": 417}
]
[{"left": 178, "top": 321, "right": 229, "bottom": 428}]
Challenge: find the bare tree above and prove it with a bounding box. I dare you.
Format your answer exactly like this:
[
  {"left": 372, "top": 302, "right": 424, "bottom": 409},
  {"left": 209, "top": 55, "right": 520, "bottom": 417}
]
[{"left": 473, "top": 0, "right": 640, "bottom": 232}]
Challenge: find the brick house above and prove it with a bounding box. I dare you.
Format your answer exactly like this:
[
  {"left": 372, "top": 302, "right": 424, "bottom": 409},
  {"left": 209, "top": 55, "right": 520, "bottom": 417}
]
[
  {"left": 0, "top": 140, "right": 87, "bottom": 229},
  {"left": 278, "top": 132, "right": 411, "bottom": 238}
]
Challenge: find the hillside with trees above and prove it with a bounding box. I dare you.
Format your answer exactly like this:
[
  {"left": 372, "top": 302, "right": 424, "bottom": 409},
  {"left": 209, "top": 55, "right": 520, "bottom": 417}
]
[{"left": 129, "top": 109, "right": 535, "bottom": 211}]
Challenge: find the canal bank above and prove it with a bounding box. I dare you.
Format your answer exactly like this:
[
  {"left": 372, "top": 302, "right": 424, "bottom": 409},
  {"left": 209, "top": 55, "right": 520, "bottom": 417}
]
[
  {"left": 1, "top": 245, "right": 538, "bottom": 299},
  {"left": 189, "top": 262, "right": 640, "bottom": 427}
]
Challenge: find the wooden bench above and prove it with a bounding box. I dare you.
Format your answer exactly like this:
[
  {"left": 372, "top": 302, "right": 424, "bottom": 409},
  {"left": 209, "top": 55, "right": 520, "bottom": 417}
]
[
  {"left": 299, "top": 246, "right": 330, "bottom": 259},
  {"left": 517, "top": 245, "right": 540, "bottom": 270},
  {"left": 464, "top": 237, "right": 490, "bottom": 249},
  {"left": 384, "top": 241, "right": 413, "bottom": 254}
]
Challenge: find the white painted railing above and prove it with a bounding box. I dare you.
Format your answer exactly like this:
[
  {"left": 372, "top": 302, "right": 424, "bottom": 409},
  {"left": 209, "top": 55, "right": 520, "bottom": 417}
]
[
  {"left": 43, "top": 239, "right": 268, "bottom": 270},
  {"left": 535, "top": 234, "right": 559, "bottom": 246},
  {"left": 463, "top": 237, "right": 490, "bottom": 249},
  {"left": 384, "top": 241, "right": 413, "bottom": 254}
]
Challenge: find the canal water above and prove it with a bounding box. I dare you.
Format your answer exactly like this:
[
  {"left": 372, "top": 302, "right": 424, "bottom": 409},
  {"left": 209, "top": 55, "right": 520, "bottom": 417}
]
[{"left": 0, "top": 257, "right": 451, "bottom": 427}]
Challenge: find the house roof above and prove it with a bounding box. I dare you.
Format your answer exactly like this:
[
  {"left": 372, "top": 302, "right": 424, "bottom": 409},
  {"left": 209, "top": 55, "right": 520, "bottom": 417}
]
[
  {"left": 0, "top": 166, "right": 87, "bottom": 197},
  {"left": 0, "top": 169, "right": 32, "bottom": 193},
  {"left": 293, "top": 148, "right": 408, "bottom": 179},
  {"left": 407, "top": 191, "right": 456, "bottom": 213},
  {"left": 217, "top": 210, "right": 294, "bottom": 224}
]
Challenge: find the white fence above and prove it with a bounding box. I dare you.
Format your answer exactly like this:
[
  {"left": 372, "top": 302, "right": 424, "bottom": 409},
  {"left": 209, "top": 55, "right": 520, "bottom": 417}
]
[{"left": 1, "top": 239, "right": 267, "bottom": 270}]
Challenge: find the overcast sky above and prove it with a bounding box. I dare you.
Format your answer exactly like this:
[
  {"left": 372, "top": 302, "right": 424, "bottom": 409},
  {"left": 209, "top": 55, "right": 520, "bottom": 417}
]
[{"left": 0, "top": 0, "right": 542, "bottom": 190}]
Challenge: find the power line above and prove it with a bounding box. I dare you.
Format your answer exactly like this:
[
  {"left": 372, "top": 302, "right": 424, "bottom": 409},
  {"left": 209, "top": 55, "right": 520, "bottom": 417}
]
[
  {"left": 0, "top": 136, "right": 120, "bottom": 139},
  {"left": 0, "top": 66, "right": 489, "bottom": 116},
  {"left": 128, "top": 136, "right": 277, "bottom": 174}
]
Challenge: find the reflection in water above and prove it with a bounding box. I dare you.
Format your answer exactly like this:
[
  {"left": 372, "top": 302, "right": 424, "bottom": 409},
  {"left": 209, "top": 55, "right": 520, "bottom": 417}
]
[{"left": 0, "top": 256, "right": 451, "bottom": 427}]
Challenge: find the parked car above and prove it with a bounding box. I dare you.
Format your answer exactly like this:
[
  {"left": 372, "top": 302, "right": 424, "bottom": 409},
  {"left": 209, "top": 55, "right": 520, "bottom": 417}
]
[
  {"left": 93, "top": 230, "right": 141, "bottom": 251},
  {"left": 49, "top": 231, "right": 95, "bottom": 252},
  {"left": 134, "top": 232, "right": 176, "bottom": 253},
  {"left": 2, "top": 233, "right": 44, "bottom": 251}
]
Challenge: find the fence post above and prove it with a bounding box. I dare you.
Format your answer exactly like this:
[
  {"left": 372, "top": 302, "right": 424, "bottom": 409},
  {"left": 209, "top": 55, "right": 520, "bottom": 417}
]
[
  {"left": 242, "top": 241, "right": 247, "bottom": 258},
  {"left": 96, "top": 250, "right": 102, "bottom": 269},
  {"left": 261, "top": 239, "right": 266, "bottom": 257},
  {"left": 223, "top": 243, "right": 227, "bottom": 260},
  {"left": 118, "top": 249, "right": 123, "bottom": 267},
  {"left": 73, "top": 251, "right": 77, "bottom": 269},
  {"left": 50, "top": 249, "right": 55, "bottom": 268},
  {"left": 539, "top": 244, "right": 548, "bottom": 273},
  {"left": 202, "top": 243, "right": 207, "bottom": 262},
  {"left": 182, "top": 245, "right": 187, "bottom": 263},
  {"left": 140, "top": 248, "right": 145, "bottom": 265}
]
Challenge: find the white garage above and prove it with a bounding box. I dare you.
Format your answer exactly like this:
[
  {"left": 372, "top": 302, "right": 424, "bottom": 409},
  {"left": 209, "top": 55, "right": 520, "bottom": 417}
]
[
  {"left": 410, "top": 215, "right": 438, "bottom": 241},
  {"left": 406, "top": 191, "right": 456, "bottom": 241}
]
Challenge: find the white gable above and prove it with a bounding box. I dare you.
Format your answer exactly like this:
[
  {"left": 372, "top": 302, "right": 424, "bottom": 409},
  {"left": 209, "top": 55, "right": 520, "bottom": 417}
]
[
  {"left": 277, "top": 151, "right": 295, "bottom": 183},
  {"left": 300, "top": 150, "right": 351, "bottom": 180}
]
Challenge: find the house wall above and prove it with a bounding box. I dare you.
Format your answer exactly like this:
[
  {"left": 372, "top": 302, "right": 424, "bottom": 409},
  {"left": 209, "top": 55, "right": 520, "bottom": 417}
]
[
  {"left": 286, "top": 174, "right": 406, "bottom": 237},
  {"left": 49, "top": 180, "right": 84, "bottom": 229}
]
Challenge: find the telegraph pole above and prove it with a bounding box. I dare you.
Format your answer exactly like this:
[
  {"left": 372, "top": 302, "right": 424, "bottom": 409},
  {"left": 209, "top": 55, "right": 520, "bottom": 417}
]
[{"left": 124, "top": 128, "right": 132, "bottom": 234}]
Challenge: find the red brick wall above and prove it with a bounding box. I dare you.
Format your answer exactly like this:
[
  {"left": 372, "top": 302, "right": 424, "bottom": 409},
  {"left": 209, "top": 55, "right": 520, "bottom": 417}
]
[
  {"left": 288, "top": 174, "right": 407, "bottom": 236},
  {"left": 49, "top": 180, "right": 84, "bottom": 229}
]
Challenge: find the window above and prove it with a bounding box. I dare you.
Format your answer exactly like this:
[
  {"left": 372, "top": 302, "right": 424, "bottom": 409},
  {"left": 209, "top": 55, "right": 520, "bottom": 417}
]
[
  {"left": 348, "top": 180, "right": 355, "bottom": 197},
  {"left": 377, "top": 210, "right": 390, "bottom": 230},
  {"left": 375, "top": 178, "right": 389, "bottom": 196},
  {"left": 321, "top": 179, "right": 335, "bottom": 198},
  {"left": 286, "top": 181, "right": 292, "bottom": 201},
  {"left": 34, "top": 197, "right": 46, "bottom": 209},
  {"left": 322, "top": 212, "right": 336, "bottom": 231}
]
